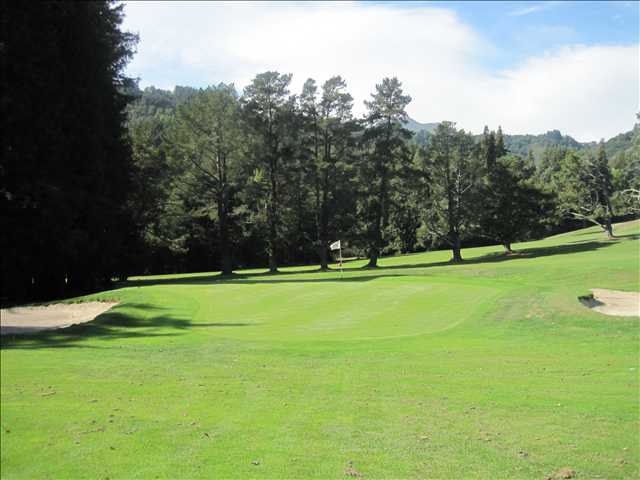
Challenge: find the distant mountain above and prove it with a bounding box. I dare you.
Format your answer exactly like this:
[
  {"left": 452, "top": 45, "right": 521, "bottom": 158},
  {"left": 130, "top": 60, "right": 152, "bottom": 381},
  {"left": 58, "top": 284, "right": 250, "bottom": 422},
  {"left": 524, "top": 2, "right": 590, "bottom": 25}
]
[
  {"left": 603, "top": 128, "right": 637, "bottom": 162},
  {"left": 505, "top": 128, "right": 637, "bottom": 164},
  {"left": 504, "top": 130, "right": 588, "bottom": 161},
  {"left": 406, "top": 117, "right": 636, "bottom": 164},
  {"left": 405, "top": 117, "right": 439, "bottom": 134}
]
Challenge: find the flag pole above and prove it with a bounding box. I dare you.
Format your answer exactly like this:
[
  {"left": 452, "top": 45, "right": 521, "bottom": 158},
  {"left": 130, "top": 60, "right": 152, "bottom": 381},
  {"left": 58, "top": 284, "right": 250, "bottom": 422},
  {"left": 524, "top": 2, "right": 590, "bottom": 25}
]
[{"left": 330, "top": 240, "right": 343, "bottom": 277}]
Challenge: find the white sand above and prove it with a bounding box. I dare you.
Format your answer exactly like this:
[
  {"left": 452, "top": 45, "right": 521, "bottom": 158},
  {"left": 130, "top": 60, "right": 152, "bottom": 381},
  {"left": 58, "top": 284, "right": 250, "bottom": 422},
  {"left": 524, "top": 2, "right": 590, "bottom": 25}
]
[
  {"left": 583, "top": 289, "right": 640, "bottom": 317},
  {"left": 1, "top": 301, "right": 117, "bottom": 335}
]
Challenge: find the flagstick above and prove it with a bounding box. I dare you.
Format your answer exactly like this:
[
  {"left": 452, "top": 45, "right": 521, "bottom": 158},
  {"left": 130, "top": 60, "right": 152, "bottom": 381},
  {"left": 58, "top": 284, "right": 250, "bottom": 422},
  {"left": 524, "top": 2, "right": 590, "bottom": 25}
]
[{"left": 330, "top": 240, "right": 343, "bottom": 277}]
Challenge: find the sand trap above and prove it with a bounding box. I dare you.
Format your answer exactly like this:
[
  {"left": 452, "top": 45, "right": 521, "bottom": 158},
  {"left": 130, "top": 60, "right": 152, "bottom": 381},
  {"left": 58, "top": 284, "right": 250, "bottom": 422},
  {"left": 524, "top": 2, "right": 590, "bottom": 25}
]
[
  {"left": 0, "top": 301, "right": 118, "bottom": 335},
  {"left": 580, "top": 289, "right": 640, "bottom": 317}
]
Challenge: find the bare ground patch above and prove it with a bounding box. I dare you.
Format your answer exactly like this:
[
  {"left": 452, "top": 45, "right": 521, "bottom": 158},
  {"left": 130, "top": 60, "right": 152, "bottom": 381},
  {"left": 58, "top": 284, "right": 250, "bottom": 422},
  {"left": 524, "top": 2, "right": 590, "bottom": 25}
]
[{"left": 0, "top": 301, "right": 118, "bottom": 335}]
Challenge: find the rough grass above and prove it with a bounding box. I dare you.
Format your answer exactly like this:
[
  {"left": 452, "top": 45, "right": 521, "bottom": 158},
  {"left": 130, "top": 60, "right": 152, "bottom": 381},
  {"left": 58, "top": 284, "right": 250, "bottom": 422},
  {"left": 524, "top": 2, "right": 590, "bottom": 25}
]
[{"left": 1, "top": 221, "right": 639, "bottom": 479}]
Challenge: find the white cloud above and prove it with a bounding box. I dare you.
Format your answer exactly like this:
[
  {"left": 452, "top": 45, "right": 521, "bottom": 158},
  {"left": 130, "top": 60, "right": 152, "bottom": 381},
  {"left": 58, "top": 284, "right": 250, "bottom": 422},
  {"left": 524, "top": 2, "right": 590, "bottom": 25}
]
[
  {"left": 508, "top": 1, "right": 563, "bottom": 17},
  {"left": 122, "top": 1, "right": 639, "bottom": 141},
  {"left": 490, "top": 45, "right": 638, "bottom": 141},
  {"left": 509, "top": 5, "right": 544, "bottom": 17}
]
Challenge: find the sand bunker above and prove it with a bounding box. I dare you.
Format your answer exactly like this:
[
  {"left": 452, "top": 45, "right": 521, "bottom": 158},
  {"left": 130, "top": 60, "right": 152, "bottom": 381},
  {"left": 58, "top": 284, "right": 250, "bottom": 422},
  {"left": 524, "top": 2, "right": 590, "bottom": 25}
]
[
  {"left": 580, "top": 289, "right": 640, "bottom": 317},
  {"left": 0, "top": 301, "right": 118, "bottom": 335}
]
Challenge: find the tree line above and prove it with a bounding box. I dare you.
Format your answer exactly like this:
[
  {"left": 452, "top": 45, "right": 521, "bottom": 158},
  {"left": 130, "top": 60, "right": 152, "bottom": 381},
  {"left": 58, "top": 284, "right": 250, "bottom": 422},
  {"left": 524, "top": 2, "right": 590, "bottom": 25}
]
[
  {"left": 2, "top": 1, "right": 638, "bottom": 303},
  {"left": 126, "top": 77, "right": 639, "bottom": 278}
]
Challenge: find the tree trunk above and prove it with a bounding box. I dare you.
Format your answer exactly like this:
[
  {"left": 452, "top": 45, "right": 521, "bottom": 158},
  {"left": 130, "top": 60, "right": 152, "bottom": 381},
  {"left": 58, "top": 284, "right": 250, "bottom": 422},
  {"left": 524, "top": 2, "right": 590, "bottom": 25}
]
[
  {"left": 503, "top": 241, "right": 513, "bottom": 253},
  {"left": 318, "top": 167, "right": 330, "bottom": 271},
  {"left": 220, "top": 227, "right": 232, "bottom": 276},
  {"left": 450, "top": 231, "right": 463, "bottom": 262},
  {"left": 605, "top": 221, "right": 613, "bottom": 239},
  {"left": 367, "top": 248, "right": 378, "bottom": 268},
  {"left": 218, "top": 192, "right": 233, "bottom": 276},
  {"left": 268, "top": 232, "right": 278, "bottom": 274},
  {"left": 268, "top": 155, "right": 278, "bottom": 274},
  {"left": 367, "top": 200, "right": 382, "bottom": 268},
  {"left": 605, "top": 201, "right": 614, "bottom": 239},
  {"left": 367, "top": 158, "right": 386, "bottom": 269},
  {"left": 318, "top": 244, "right": 328, "bottom": 271}
]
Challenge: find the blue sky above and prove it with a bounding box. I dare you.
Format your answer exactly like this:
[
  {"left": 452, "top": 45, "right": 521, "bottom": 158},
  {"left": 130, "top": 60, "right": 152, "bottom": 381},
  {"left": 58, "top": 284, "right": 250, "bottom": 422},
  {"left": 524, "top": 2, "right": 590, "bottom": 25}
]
[
  {"left": 430, "top": 1, "right": 638, "bottom": 68},
  {"left": 122, "top": 1, "right": 639, "bottom": 141}
]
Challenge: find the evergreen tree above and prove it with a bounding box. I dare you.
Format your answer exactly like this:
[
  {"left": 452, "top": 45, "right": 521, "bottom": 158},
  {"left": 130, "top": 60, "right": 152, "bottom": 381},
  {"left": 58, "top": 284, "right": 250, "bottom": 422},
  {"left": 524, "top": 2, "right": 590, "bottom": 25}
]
[
  {"left": 552, "top": 147, "right": 616, "bottom": 237},
  {"left": 242, "top": 72, "right": 295, "bottom": 273},
  {"left": 611, "top": 121, "right": 640, "bottom": 214},
  {"left": 478, "top": 154, "right": 554, "bottom": 251},
  {"left": 481, "top": 127, "right": 497, "bottom": 171},
  {"left": 591, "top": 142, "right": 615, "bottom": 237},
  {"left": 495, "top": 126, "right": 507, "bottom": 158},
  {"left": 2, "top": 1, "right": 137, "bottom": 301},
  {"left": 313, "top": 76, "right": 359, "bottom": 269},
  {"left": 359, "top": 78, "right": 412, "bottom": 267},
  {"left": 422, "top": 122, "right": 480, "bottom": 262},
  {"left": 390, "top": 147, "right": 426, "bottom": 254},
  {"left": 169, "top": 84, "right": 245, "bottom": 275}
]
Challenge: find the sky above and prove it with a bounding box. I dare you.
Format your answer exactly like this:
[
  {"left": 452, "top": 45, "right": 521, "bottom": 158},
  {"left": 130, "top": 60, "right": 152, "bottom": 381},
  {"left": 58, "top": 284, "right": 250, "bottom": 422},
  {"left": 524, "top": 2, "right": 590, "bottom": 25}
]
[{"left": 122, "top": 1, "right": 639, "bottom": 142}]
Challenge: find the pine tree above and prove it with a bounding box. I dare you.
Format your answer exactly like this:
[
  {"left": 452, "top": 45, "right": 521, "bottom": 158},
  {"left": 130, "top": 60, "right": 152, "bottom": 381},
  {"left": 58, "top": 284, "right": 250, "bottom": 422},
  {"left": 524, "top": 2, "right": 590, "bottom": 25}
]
[
  {"left": 496, "top": 126, "right": 507, "bottom": 158},
  {"left": 591, "top": 142, "right": 614, "bottom": 237},
  {"left": 478, "top": 154, "right": 554, "bottom": 251},
  {"left": 482, "top": 127, "right": 497, "bottom": 171},
  {"left": 242, "top": 72, "right": 295, "bottom": 273},
  {"left": 359, "top": 78, "right": 412, "bottom": 267},
  {"left": 422, "top": 122, "right": 480, "bottom": 262},
  {"left": 170, "top": 84, "right": 245, "bottom": 275}
]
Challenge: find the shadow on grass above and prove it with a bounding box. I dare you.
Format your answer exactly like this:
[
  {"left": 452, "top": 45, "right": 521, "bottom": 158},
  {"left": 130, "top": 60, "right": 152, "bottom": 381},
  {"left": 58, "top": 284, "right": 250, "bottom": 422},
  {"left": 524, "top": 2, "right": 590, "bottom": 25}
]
[
  {"left": 0, "top": 303, "right": 253, "bottom": 351},
  {"left": 613, "top": 233, "right": 640, "bottom": 241},
  {"left": 123, "top": 272, "right": 404, "bottom": 287},
  {"left": 340, "top": 240, "right": 620, "bottom": 273},
  {"left": 567, "top": 233, "right": 639, "bottom": 244},
  {"left": 122, "top": 240, "right": 620, "bottom": 288}
]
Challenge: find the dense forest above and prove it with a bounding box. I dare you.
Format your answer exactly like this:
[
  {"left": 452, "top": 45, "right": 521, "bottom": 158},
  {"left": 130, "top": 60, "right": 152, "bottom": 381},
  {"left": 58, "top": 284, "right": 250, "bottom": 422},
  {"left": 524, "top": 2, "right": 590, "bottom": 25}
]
[{"left": 2, "top": 1, "right": 639, "bottom": 303}]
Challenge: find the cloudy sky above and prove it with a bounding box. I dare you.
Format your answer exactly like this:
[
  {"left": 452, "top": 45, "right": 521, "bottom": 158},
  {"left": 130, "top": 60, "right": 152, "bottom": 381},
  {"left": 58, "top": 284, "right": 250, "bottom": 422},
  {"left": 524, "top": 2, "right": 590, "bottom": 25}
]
[{"left": 122, "top": 1, "right": 639, "bottom": 142}]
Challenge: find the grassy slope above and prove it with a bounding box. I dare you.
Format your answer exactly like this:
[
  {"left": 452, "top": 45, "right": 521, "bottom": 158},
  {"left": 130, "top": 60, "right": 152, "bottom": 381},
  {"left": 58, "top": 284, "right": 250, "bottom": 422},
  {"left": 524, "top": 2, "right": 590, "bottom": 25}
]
[{"left": 1, "top": 222, "right": 638, "bottom": 479}]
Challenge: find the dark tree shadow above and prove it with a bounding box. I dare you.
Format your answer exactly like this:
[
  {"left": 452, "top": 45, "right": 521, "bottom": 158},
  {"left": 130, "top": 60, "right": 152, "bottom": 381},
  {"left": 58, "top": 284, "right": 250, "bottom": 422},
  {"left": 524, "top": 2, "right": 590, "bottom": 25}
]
[
  {"left": 121, "top": 240, "right": 622, "bottom": 288},
  {"left": 215, "top": 274, "right": 405, "bottom": 286},
  {"left": 122, "top": 271, "right": 404, "bottom": 287},
  {"left": 0, "top": 303, "right": 253, "bottom": 351},
  {"left": 337, "top": 240, "right": 620, "bottom": 273},
  {"left": 613, "top": 233, "right": 640, "bottom": 241}
]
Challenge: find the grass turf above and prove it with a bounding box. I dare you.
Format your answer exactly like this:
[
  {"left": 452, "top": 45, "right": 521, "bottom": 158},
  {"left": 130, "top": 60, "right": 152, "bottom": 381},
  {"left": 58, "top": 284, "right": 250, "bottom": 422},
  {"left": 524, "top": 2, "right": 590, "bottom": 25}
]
[{"left": 1, "top": 221, "right": 639, "bottom": 479}]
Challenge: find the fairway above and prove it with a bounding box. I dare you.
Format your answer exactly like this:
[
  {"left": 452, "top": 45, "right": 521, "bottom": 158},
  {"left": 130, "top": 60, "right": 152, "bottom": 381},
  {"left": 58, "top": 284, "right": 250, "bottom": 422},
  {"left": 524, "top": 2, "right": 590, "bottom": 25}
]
[{"left": 1, "top": 221, "right": 639, "bottom": 478}]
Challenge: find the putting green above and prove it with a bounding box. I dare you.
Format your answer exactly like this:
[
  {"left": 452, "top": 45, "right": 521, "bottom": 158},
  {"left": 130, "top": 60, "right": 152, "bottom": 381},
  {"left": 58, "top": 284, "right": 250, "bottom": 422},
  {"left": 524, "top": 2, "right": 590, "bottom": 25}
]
[{"left": 128, "top": 276, "right": 501, "bottom": 341}]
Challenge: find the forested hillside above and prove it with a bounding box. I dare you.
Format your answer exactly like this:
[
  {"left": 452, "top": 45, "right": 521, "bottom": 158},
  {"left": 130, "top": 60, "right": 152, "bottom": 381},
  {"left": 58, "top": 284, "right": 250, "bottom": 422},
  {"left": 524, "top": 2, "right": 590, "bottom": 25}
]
[{"left": 408, "top": 119, "right": 636, "bottom": 164}]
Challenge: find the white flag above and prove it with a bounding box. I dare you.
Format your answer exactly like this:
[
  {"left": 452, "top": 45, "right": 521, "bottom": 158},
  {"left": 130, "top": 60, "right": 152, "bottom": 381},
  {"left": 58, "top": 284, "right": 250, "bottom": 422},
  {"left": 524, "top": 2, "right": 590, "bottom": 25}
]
[{"left": 329, "top": 240, "right": 341, "bottom": 251}]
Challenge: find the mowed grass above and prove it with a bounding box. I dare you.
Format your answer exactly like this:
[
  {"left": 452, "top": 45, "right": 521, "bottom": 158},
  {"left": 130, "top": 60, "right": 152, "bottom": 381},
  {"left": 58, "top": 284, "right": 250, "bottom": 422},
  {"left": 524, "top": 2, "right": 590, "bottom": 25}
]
[{"left": 1, "top": 222, "right": 639, "bottom": 479}]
